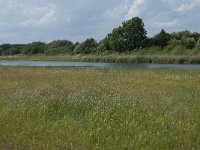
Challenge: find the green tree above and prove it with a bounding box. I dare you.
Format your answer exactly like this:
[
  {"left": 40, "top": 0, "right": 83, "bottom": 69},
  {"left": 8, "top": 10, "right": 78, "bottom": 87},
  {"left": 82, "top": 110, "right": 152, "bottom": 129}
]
[
  {"left": 0, "top": 44, "right": 11, "bottom": 55},
  {"left": 74, "top": 38, "right": 98, "bottom": 54},
  {"left": 196, "top": 38, "right": 200, "bottom": 49},
  {"left": 153, "top": 29, "right": 171, "bottom": 48},
  {"left": 46, "top": 40, "right": 74, "bottom": 55},
  {"left": 171, "top": 30, "right": 191, "bottom": 40},
  {"left": 97, "top": 34, "right": 112, "bottom": 52},
  {"left": 191, "top": 32, "right": 200, "bottom": 41},
  {"left": 109, "top": 17, "right": 147, "bottom": 52},
  {"left": 166, "top": 38, "right": 181, "bottom": 51},
  {"left": 7, "top": 46, "right": 20, "bottom": 55},
  {"left": 23, "top": 42, "right": 46, "bottom": 54},
  {"left": 110, "top": 26, "right": 124, "bottom": 52},
  {"left": 47, "top": 40, "right": 74, "bottom": 49},
  {"left": 181, "top": 38, "right": 196, "bottom": 49},
  {"left": 0, "top": 47, "right": 3, "bottom": 55}
]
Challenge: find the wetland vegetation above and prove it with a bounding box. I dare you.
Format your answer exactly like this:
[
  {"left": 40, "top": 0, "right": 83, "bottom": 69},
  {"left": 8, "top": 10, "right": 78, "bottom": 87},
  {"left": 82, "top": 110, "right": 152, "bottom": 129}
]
[{"left": 0, "top": 66, "right": 200, "bottom": 149}]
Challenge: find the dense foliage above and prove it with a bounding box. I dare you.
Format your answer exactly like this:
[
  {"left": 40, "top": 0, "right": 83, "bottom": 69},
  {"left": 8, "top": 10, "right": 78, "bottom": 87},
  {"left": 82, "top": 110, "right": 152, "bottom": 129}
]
[
  {"left": 153, "top": 29, "right": 171, "bottom": 48},
  {"left": 0, "top": 17, "right": 200, "bottom": 55},
  {"left": 45, "top": 40, "right": 75, "bottom": 55},
  {"left": 74, "top": 38, "right": 98, "bottom": 54},
  {"left": 108, "top": 17, "right": 147, "bottom": 52}
]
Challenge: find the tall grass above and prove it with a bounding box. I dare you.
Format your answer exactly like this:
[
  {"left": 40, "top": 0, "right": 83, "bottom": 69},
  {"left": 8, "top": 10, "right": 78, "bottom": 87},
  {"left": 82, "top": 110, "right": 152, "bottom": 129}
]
[
  {"left": 1, "top": 54, "right": 200, "bottom": 64},
  {"left": 81, "top": 55, "right": 200, "bottom": 64},
  {"left": 0, "top": 66, "right": 200, "bottom": 149}
]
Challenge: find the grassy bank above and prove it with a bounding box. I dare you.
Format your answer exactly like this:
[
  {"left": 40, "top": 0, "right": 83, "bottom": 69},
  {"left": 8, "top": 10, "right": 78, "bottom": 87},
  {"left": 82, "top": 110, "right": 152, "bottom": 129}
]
[
  {"left": 81, "top": 55, "right": 200, "bottom": 64},
  {"left": 0, "top": 54, "right": 82, "bottom": 62},
  {"left": 0, "top": 66, "right": 200, "bottom": 149},
  {"left": 1, "top": 54, "right": 200, "bottom": 64}
]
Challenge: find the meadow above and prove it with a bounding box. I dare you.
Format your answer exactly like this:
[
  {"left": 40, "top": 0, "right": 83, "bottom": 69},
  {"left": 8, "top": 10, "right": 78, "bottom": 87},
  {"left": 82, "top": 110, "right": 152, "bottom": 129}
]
[{"left": 0, "top": 66, "right": 200, "bottom": 149}]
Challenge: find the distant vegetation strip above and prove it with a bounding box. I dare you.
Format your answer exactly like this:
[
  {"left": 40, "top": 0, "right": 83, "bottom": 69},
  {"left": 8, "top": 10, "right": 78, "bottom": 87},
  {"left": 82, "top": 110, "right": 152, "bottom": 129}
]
[
  {"left": 0, "top": 17, "right": 200, "bottom": 56},
  {"left": 81, "top": 55, "right": 200, "bottom": 64},
  {"left": 1, "top": 54, "right": 200, "bottom": 64}
]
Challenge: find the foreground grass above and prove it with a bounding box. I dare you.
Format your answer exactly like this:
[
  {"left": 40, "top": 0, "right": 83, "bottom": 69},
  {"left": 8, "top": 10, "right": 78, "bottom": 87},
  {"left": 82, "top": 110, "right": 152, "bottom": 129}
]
[
  {"left": 1, "top": 54, "right": 200, "bottom": 64},
  {"left": 0, "top": 66, "right": 200, "bottom": 149}
]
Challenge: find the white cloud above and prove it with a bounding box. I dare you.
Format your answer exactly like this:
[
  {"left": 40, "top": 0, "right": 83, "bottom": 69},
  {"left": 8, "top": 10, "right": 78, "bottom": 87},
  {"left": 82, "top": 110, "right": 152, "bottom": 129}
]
[
  {"left": 103, "top": 5, "right": 128, "bottom": 21},
  {"left": 20, "top": 4, "right": 57, "bottom": 26},
  {"left": 153, "top": 19, "right": 180, "bottom": 28},
  {"left": 125, "top": 0, "right": 145, "bottom": 20},
  {"left": 162, "top": 0, "right": 200, "bottom": 11},
  {"left": 0, "top": 0, "right": 58, "bottom": 26},
  {"left": 38, "top": 7, "right": 56, "bottom": 25},
  {"left": 175, "top": 3, "right": 193, "bottom": 12},
  {"left": 0, "top": 0, "right": 200, "bottom": 44}
]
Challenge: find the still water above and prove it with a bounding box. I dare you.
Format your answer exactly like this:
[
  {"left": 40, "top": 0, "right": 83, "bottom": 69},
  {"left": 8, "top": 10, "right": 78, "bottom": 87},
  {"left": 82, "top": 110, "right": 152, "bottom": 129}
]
[{"left": 0, "top": 60, "right": 200, "bottom": 69}]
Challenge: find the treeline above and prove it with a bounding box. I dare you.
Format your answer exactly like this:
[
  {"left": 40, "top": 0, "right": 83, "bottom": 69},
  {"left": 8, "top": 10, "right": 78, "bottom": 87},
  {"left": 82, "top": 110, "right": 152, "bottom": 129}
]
[{"left": 1, "top": 17, "right": 200, "bottom": 56}]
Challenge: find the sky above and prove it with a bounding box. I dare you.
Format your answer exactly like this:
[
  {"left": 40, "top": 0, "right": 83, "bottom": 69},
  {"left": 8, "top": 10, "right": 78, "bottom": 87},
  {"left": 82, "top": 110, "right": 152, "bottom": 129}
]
[{"left": 0, "top": 0, "right": 200, "bottom": 44}]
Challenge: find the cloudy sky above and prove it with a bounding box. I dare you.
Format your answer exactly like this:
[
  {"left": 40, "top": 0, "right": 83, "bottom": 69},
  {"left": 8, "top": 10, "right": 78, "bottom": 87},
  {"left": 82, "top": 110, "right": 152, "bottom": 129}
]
[{"left": 0, "top": 0, "right": 200, "bottom": 44}]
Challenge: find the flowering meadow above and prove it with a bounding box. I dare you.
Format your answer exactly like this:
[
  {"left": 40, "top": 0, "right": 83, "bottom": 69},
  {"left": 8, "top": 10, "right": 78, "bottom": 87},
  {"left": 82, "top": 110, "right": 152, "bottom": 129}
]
[{"left": 0, "top": 66, "right": 200, "bottom": 149}]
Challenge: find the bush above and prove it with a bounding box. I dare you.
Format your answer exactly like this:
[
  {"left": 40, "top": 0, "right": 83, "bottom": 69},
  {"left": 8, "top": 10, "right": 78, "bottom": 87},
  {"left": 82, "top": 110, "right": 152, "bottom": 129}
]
[
  {"left": 195, "top": 39, "right": 200, "bottom": 50},
  {"left": 45, "top": 40, "right": 75, "bottom": 55},
  {"left": 171, "top": 45, "right": 187, "bottom": 55},
  {"left": 153, "top": 29, "right": 171, "bottom": 48},
  {"left": 166, "top": 39, "right": 181, "bottom": 50},
  {"left": 181, "top": 38, "right": 196, "bottom": 49},
  {"left": 74, "top": 38, "right": 98, "bottom": 54},
  {"left": 146, "top": 46, "right": 162, "bottom": 54},
  {"left": 23, "top": 42, "right": 46, "bottom": 54}
]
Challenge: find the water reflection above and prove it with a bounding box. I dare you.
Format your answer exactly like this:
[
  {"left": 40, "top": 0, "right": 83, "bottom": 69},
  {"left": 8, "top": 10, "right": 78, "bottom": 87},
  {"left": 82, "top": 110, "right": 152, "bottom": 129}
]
[{"left": 0, "top": 60, "right": 200, "bottom": 69}]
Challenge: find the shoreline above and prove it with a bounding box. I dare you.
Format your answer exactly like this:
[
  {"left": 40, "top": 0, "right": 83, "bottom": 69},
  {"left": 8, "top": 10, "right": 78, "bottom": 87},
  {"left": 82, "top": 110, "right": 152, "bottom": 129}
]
[{"left": 0, "top": 54, "right": 200, "bottom": 64}]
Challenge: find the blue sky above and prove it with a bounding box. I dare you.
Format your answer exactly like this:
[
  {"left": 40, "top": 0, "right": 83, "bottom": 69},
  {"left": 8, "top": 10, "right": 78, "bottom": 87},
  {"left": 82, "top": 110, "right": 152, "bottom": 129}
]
[{"left": 0, "top": 0, "right": 200, "bottom": 44}]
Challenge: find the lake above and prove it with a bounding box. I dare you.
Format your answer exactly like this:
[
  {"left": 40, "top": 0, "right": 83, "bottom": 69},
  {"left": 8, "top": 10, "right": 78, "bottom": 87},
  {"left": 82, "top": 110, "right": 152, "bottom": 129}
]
[{"left": 0, "top": 60, "right": 200, "bottom": 69}]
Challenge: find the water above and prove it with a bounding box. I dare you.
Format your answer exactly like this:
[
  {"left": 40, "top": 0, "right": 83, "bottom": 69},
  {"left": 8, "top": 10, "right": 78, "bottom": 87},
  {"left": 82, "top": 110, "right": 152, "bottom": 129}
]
[{"left": 0, "top": 60, "right": 200, "bottom": 69}]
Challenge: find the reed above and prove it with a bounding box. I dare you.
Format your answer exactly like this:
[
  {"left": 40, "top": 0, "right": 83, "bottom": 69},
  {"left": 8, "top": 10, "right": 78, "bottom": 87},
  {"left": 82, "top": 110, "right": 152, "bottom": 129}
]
[
  {"left": 1, "top": 54, "right": 200, "bottom": 64},
  {"left": 82, "top": 55, "right": 200, "bottom": 64}
]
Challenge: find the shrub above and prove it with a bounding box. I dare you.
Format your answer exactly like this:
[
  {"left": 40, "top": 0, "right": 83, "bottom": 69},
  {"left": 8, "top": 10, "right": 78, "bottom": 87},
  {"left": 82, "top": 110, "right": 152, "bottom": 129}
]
[
  {"left": 195, "top": 39, "right": 200, "bottom": 50},
  {"left": 74, "top": 38, "right": 98, "bottom": 54},
  {"left": 45, "top": 40, "right": 75, "bottom": 55},
  {"left": 171, "top": 45, "right": 187, "bottom": 55},
  {"left": 181, "top": 38, "right": 196, "bottom": 49}
]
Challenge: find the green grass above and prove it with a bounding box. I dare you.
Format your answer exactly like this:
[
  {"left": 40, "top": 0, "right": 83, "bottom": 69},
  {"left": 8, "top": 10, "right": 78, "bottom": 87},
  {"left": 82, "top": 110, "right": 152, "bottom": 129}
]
[
  {"left": 0, "top": 66, "right": 200, "bottom": 149},
  {"left": 0, "top": 54, "right": 83, "bottom": 61}
]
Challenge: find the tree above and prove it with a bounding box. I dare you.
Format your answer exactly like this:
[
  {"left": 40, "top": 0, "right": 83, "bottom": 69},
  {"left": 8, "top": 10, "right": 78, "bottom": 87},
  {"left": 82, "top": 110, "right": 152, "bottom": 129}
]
[
  {"left": 195, "top": 38, "right": 200, "bottom": 49},
  {"left": 97, "top": 34, "right": 112, "bottom": 52},
  {"left": 23, "top": 42, "right": 46, "bottom": 54},
  {"left": 191, "top": 32, "right": 200, "bottom": 41},
  {"left": 47, "top": 40, "right": 74, "bottom": 49},
  {"left": 153, "top": 29, "right": 171, "bottom": 48},
  {"left": 7, "top": 46, "right": 21, "bottom": 55},
  {"left": 171, "top": 30, "right": 191, "bottom": 40},
  {"left": 46, "top": 40, "right": 75, "bottom": 55},
  {"left": 109, "top": 17, "right": 147, "bottom": 52},
  {"left": 178, "top": 37, "right": 196, "bottom": 50},
  {"left": 110, "top": 26, "right": 124, "bottom": 52},
  {"left": 0, "top": 44, "right": 11, "bottom": 55},
  {"left": 74, "top": 38, "right": 98, "bottom": 54},
  {"left": 0, "top": 48, "right": 4, "bottom": 55}
]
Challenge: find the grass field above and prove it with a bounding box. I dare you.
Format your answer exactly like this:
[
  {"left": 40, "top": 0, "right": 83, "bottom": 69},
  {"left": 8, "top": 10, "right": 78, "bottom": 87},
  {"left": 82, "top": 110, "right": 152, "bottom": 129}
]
[{"left": 0, "top": 66, "right": 200, "bottom": 149}]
